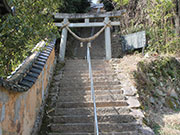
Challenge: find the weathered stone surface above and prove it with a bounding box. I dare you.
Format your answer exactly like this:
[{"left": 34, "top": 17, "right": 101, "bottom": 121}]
[
  {"left": 109, "top": 58, "right": 154, "bottom": 134},
  {"left": 149, "top": 97, "right": 155, "bottom": 104},
  {"left": 170, "top": 89, "right": 178, "bottom": 99},
  {"left": 127, "top": 97, "right": 141, "bottom": 108},
  {"left": 39, "top": 59, "right": 154, "bottom": 135},
  {"left": 0, "top": 39, "right": 56, "bottom": 135},
  {"left": 55, "top": 107, "right": 130, "bottom": 116},
  {"left": 53, "top": 114, "right": 137, "bottom": 123},
  {"left": 138, "top": 126, "right": 154, "bottom": 135},
  {"left": 0, "top": 39, "right": 56, "bottom": 92},
  {"left": 123, "top": 86, "right": 137, "bottom": 96},
  {"left": 54, "top": 10, "right": 126, "bottom": 19},
  {"left": 130, "top": 109, "right": 144, "bottom": 118},
  {"left": 48, "top": 131, "right": 139, "bottom": 135},
  {"left": 156, "top": 89, "right": 166, "bottom": 96}
]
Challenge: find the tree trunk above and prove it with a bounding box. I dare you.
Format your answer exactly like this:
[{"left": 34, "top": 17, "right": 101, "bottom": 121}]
[{"left": 175, "top": 0, "right": 180, "bottom": 36}]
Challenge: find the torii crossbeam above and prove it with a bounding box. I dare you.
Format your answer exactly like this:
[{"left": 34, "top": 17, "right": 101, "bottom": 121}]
[{"left": 54, "top": 10, "right": 126, "bottom": 61}]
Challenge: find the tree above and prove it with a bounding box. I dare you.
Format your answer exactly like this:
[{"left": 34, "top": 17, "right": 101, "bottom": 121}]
[
  {"left": 100, "top": 0, "right": 129, "bottom": 11},
  {"left": 174, "top": 0, "right": 180, "bottom": 36},
  {"left": 102, "top": 0, "right": 180, "bottom": 54},
  {"left": 58, "top": 0, "right": 90, "bottom": 13},
  {"left": 0, "top": 0, "right": 61, "bottom": 77},
  {"left": 0, "top": 0, "right": 91, "bottom": 77},
  {"left": 100, "top": 0, "right": 115, "bottom": 11}
]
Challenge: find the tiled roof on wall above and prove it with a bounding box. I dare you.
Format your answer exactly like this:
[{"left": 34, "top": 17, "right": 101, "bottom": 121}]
[{"left": 0, "top": 39, "right": 56, "bottom": 92}]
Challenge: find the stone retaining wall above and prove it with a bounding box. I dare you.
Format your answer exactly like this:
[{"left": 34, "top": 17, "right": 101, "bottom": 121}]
[{"left": 0, "top": 39, "right": 56, "bottom": 135}]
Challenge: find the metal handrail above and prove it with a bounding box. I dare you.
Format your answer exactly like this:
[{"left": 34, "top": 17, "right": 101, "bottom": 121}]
[{"left": 87, "top": 44, "right": 99, "bottom": 135}]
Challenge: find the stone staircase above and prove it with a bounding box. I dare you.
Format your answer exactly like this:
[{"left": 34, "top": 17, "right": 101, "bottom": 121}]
[{"left": 39, "top": 59, "right": 153, "bottom": 135}]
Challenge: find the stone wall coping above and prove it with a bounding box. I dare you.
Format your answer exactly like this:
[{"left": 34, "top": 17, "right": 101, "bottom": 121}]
[{"left": 0, "top": 39, "right": 56, "bottom": 92}]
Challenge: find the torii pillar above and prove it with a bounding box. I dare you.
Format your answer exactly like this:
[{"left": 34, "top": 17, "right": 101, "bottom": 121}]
[
  {"left": 104, "top": 17, "right": 112, "bottom": 60},
  {"left": 59, "top": 18, "right": 68, "bottom": 62},
  {"left": 55, "top": 10, "right": 126, "bottom": 62}
]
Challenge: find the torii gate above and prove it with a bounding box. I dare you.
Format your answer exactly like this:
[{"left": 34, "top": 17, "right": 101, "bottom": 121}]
[{"left": 54, "top": 10, "right": 126, "bottom": 62}]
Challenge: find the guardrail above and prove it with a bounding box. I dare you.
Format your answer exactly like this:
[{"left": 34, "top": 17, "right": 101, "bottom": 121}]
[{"left": 87, "top": 44, "right": 99, "bottom": 135}]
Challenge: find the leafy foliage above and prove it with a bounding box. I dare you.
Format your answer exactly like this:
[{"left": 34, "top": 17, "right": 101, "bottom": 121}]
[
  {"left": 0, "top": 0, "right": 61, "bottom": 77},
  {"left": 0, "top": 0, "right": 90, "bottom": 77},
  {"left": 58, "top": 0, "right": 90, "bottom": 13},
  {"left": 100, "top": 0, "right": 115, "bottom": 11},
  {"left": 100, "top": 0, "right": 129, "bottom": 11},
  {"left": 145, "top": 0, "right": 180, "bottom": 54},
  {"left": 103, "top": 0, "right": 180, "bottom": 54},
  {"left": 113, "top": 0, "right": 129, "bottom": 6},
  {"left": 134, "top": 57, "right": 180, "bottom": 134}
]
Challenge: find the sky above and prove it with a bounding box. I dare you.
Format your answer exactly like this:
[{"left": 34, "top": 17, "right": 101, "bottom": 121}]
[{"left": 92, "top": 0, "right": 98, "bottom": 3}]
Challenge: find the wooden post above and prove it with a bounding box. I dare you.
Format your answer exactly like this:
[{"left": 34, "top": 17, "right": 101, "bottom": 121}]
[
  {"left": 104, "top": 17, "right": 112, "bottom": 60},
  {"left": 59, "top": 18, "right": 68, "bottom": 62}
]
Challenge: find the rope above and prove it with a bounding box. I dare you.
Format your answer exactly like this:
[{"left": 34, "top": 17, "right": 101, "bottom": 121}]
[
  {"left": 60, "top": 22, "right": 70, "bottom": 30},
  {"left": 60, "top": 21, "right": 112, "bottom": 42}
]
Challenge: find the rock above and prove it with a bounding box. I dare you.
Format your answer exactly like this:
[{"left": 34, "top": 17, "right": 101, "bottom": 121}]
[
  {"left": 127, "top": 97, "right": 141, "bottom": 108},
  {"left": 149, "top": 97, "right": 155, "bottom": 104},
  {"left": 53, "top": 74, "right": 63, "bottom": 81},
  {"left": 150, "top": 76, "right": 157, "bottom": 83},
  {"left": 160, "top": 97, "right": 165, "bottom": 104},
  {"left": 170, "top": 90, "right": 178, "bottom": 99},
  {"left": 166, "top": 98, "right": 176, "bottom": 109},
  {"left": 156, "top": 89, "right": 166, "bottom": 96},
  {"left": 177, "top": 87, "right": 180, "bottom": 92},
  {"left": 160, "top": 82, "right": 163, "bottom": 87},
  {"left": 130, "top": 109, "right": 144, "bottom": 118},
  {"left": 144, "top": 53, "right": 150, "bottom": 58},
  {"left": 139, "top": 126, "right": 155, "bottom": 135},
  {"left": 124, "top": 86, "right": 137, "bottom": 96}
]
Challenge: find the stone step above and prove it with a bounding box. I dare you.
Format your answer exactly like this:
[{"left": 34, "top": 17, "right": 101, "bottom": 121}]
[
  {"left": 62, "top": 74, "right": 115, "bottom": 78},
  {"left": 58, "top": 89, "right": 123, "bottom": 96},
  {"left": 64, "top": 67, "right": 113, "bottom": 73},
  {"left": 65, "top": 59, "right": 108, "bottom": 64},
  {"left": 48, "top": 131, "right": 139, "bottom": 135},
  {"left": 60, "top": 79, "right": 118, "bottom": 83},
  {"left": 64, "top": 65, "right": 111, "bottom": 69},
  {"left": 50, "top": 123, "right": 140, "bottom": 133},
  {"left": 64, "top": 63, "right": 110, "bottom": 67},
  {"left": 62, "top": 73, "right": 116, "bottom": 78},
  {"left": 58, "top": 94, "right": 125, "bottom": 102},
  {"left": 59, "top": 76, "right": 116, "bottom": 81},
  {"left": 63, "top": 67, "right": 112, "bottom": 71},
  {"left": 59, "top": 85, "right": 121, "bottom": 91},
  {"left": 66, "top": 58, "right": 106, "bottom": 61},
  {"left": 52, "top": 114, "right": 138, "bottom": 124},
  {"left": 56, "top": 101, "right": 128, "bottom": 108},
  {"left": 60, "top": 78, "right": 118, "bottom": 83},
  {"left": 63, "top": 71, "right": 115, "bottom": 76},
  {"left": 59, "top": 81, "right": 120, "bottom": 86},
  {"left": 55, "top": 107, "right": 130, "bottom": 116},
  {"left": 64, "top": 65, "right": 111, "bottom": 68},
  {"left": 64, "top": 68, "right": 114, "bottom": 74},
  {"left": 59, "top": 84, "right": 121, "bottom": 90},
  {"left": 64, "top": 61, "right": 108, "bottom": 64},
  {"left": 38, "top": 58, "right": 151, "bottom": 135}
]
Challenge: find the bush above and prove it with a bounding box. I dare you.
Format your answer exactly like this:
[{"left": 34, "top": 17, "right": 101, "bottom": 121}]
[
  {"left": 102, "top": 0, "right": 180, "bottom": 54},
  {"left": 0, "top": 0, "right": 62, "bottom": 77},
  {"left": 0, "top": 0, "right": 90, "bottom": 77}
]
